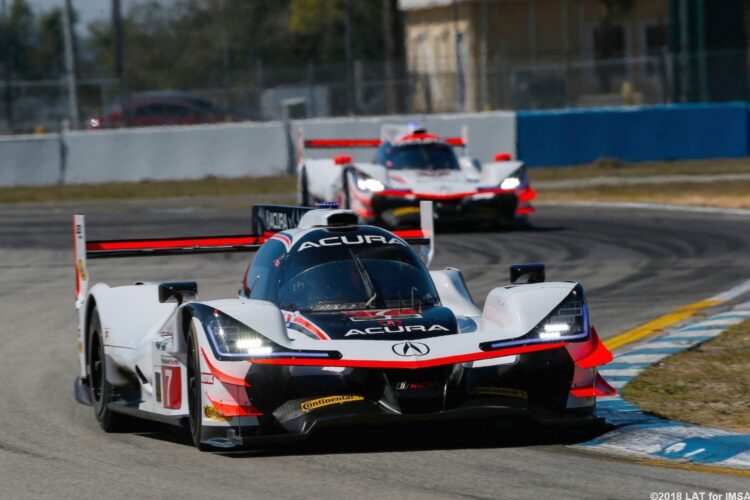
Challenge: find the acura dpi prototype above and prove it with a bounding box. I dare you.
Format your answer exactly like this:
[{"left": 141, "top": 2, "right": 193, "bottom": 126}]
[
  {"left": 297, "top": 124, "right": 536, "bottom": 228},
  {"left": 72, "top": 202, "right": 614, "bottom": 450}
]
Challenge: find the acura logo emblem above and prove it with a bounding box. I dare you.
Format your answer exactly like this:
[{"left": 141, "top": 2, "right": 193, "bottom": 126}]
[{"left": 392, "top": 341, "right": 430, "bottom": 357}]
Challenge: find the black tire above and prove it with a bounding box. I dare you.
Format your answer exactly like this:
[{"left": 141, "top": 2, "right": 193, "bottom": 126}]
[
  {"left": 342, "top": 168, "right": 351, "bottom": 210},
  {"left": 186, "top": 323, "right": 209, "bottom": 450},
  {"left": 88, "top": 306, "right": 126, "bottom": 432},
  {"left": 299, "top": 168, "right": 311, "bottom": 206}
]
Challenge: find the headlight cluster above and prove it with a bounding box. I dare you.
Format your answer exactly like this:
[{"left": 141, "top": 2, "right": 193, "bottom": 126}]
[
  {"left": 480, "top": 285, "right": 590, "bottom": 352},
  {"left": 500, "top": 177, "right": 521, "bottom": 190},
  {"left": 204, "top": 311, "right": 273, "bottom": 357},
  {"left": 352, "top": 171, "right": 385, "bottom": 192},
  {"left": 500, "top": 166, "right": 527, "bottom": 190},
  {"left": 529, "top": 286, "right": 589, "bottom": 341}
]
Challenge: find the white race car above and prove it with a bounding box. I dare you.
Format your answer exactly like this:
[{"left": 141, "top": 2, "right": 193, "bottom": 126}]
[
  {"left": 297, "top": 124, "right": 536, "bottom": 227},
  {"left": 72, "top": 202, "right": 613, "bottom": 450}
]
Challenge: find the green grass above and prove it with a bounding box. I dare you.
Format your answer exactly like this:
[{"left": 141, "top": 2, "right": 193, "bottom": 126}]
[
  {"left": 529, "top": 157, "right": 750, "bottom": 182},
  {"left": 536, "top": 179, "right": 750, "bottom": 209},
  {"left": 0, "top": 175, "right": 297, "bottom": 204},
  {"left": 2, "top": 156, "right": 750, "bottom": 207},
  {"left": 623, "top": 319, "right": 750, "bottom": 433}
]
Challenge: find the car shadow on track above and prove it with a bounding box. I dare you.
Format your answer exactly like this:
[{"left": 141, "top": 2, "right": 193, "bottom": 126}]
[
  {"left": 434, "top": 222, "right": 566, "bottom": 235},
  {"left": 228, "top": 419, "right": 609, "bottom": 458},
  {"left": 133, "top": 418, "right": 609, "bottom": 457}
]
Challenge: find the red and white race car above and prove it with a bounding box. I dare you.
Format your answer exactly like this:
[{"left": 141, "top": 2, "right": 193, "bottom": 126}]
[
  {"left": 297, "top": 124, "right": 536, "bottom": 228},
  {"left": 72, "top": 202, "right": 614, "bottom": 451}
]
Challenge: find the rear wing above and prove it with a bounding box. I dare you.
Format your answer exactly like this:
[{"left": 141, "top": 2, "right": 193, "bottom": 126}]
[
  {"left": 296, "top": 125, "right": 469, "bottom": 165},
  {"left": 73, "top": 202, "right": 435, "bottom": 306}
]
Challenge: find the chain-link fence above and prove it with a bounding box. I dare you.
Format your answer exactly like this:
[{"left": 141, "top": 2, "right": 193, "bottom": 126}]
[{"left": 1, "top": 49, "right": 747, "bottom": 134}]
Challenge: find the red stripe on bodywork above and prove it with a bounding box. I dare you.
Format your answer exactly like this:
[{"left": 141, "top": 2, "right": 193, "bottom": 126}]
[
  {"left": 292, "top": 315, "right": 329, "bottom": 340},
  {"left": 87, "top": 235, "right": 262, "bottom": 251},
  {"left": 248, "top": 342, "right": 566, "bottom": 369},
  {"left": 574, "top": 327, "right": 613, "bottom": 369},
  {"left": 517, "top": 187, "right": 536, "bottom": 202},
  {"left": 304, "top": 139, "right": 382, "bottom": 148},
  {"left": 515, "top": 205, "right": 535, "bottom": 215},
  {"left": 270, "top": 233, "right": 292, "bottom": 252},
  {"left": 444, "top": 137, "right": 466, "bottom": 146},
  {"left": 393, "top": 229, "right": 426, "bottom": 239},
  {"left": 396, "top": 133, "right": 441, "bottom": 144},
  {"left": 570, "top": 372, "right": 617, "bottom": 398},
  {"left": 201, "top": 347, "right": 251, "bottom": 387},
  {"left": 206, "top": 394, "right": 263, "bottom": 417},
  {"left": 378, "top": 189, "right": 514, "bottom": 201}
]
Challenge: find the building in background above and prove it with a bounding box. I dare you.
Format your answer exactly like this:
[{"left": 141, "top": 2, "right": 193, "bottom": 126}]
[{"left": 400, "top": 0, "right": 747, "bottom": 111}]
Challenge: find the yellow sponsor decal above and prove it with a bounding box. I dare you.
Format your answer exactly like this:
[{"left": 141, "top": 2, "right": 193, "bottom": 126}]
[
  {"left": 77, "top": 258, "right": 88, "bottom": 282},
  {"left": 300, "top": 394, "right": 365, "bottom": 413},
  {"left": 392, "top": 206, "right": 421, "bottom": 217},
  {"left": 469, "top": 386, "right": 528, "bottom": 400},
  {"left": 204, "top": 405, "right": 230, "bottom": 421}
]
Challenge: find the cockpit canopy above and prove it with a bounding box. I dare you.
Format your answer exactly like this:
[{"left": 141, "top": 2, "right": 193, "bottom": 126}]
[
  {"left": 375, "top": 141, "right": 460, "bottom": 171},
  {"left": 243, "top": 226, "right": 438, "bottom": 313}
]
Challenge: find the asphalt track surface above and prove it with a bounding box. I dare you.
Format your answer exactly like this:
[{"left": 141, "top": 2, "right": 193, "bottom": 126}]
[{"left": 1, "top": 197, "right": 749, "bottom": 499}]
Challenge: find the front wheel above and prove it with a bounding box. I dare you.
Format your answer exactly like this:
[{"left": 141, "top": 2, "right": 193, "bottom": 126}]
[
  {"left": 186, "top": 322, "right": 209, "bottom": 450},
  {"left": 88, "top": 306, "right": 127, "bottom": 432},
  {"left": 299, "top": 168, "right": 311, "bottom": 206},
  {"left": 341, "top": 168, "right": 352, "bottom": 210}
]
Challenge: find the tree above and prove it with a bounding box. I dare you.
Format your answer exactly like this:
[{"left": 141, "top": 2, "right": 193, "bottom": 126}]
[
  {"left": 5, "top": 0, "right": 35, "bottom": 77},
  {"left": 594, "top": 0, "right": 637, "bottom": 91},
  {"left": 32, "top": 8, "right": 66, "bottom": 78}
]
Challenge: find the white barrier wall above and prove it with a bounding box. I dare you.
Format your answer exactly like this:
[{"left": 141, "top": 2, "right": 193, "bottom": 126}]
[
  {"left": 295, "top": 112, "right": 517, "bottom": 164},
  {"left": 0, "top": 111, "right": 517, "bottom": 187},
  {"left": 0, "top": 135, "right": 62, "bottom": 186},
  {"left": 64, "top": 121, "right": 288, "bottom": 184}
]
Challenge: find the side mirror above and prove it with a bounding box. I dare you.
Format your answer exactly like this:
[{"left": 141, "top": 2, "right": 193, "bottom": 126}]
[
  {"left": 158, "top": 281, "right": 198, "bottom": 304},
  {"left": 510, "top": 263, "right": 545, "bottom": 284}
]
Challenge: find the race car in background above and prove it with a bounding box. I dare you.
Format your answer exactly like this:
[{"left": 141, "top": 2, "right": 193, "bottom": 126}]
[
  {"left": 296, "top": 124, "right": 536, "bottom": 228},
  {"left": 72, "top": 202, "right": 613, "bottom": 451}
]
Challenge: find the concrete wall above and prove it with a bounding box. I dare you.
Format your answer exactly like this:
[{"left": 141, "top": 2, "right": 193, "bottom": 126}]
[
  {"left": 0, "top": 112, "right": 516, "bottom": 186},
  {"left": 4, "top": 104, "right": 746, "bottom": 186},
  {"left": 0, "top": 135, "right": 62, "bottom": 186},
  {"left": 0, "top": 112, "right": 516, "bottom": 187},
  {"left": 296, "top": 111, "right": 517, "bottom": 165},
  {"left": 517, "top": 103, "right": 750, "bottom": 167},
  {"left": 64, "top": 121, "right": 288, "bottom": 184}
]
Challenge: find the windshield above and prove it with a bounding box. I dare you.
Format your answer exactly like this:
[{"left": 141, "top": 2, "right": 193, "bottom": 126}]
[
  {"left": 384, "top": 143, "right": 459, "bottom": 171},
  {"left": 276, "top": 238, "right": 438, "bottom": 312}
]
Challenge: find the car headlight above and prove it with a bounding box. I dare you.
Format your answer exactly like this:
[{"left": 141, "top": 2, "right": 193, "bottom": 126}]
[
  {"left": 353, "top": 172, "right": 385, "bottom": 192},
  {"left": 204, "top": 311, "right": 273, "bottom": 357},
  {"left": 479, "top": 285, "right": 590, "bottom": 352},
  {"left": 528, "top": 286, "right": 589, "bottom": 341},
  {"left": 500, "top": 166, "right": 527, "bottom": 190},
  {"left": 500, "top": 177, "right": 520, "bottom": 190}
]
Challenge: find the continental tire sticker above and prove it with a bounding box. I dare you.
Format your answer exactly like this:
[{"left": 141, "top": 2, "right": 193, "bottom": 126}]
[
  {"left": 204, "top": 405, "right": 229, "bottom": 421},
  {"left": 300, "top": 395, "right": 364, "bottom": 413},
  {"left": 469, "top": 387, "right": 528, "bottom": 400}
]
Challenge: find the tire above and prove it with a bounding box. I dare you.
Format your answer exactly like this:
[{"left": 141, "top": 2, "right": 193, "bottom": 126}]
[
  {"left": 88, "top": 306, "right": 126, "bottom": 432},
  {"left": 186, "top": 322, "right": 208, "bottom": 450},
  {"left": 299, "top": 168, "right": 311, "bottom": 206},
  {"left": 342, "top": 168, "right": 352, "bottom": 210}
]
